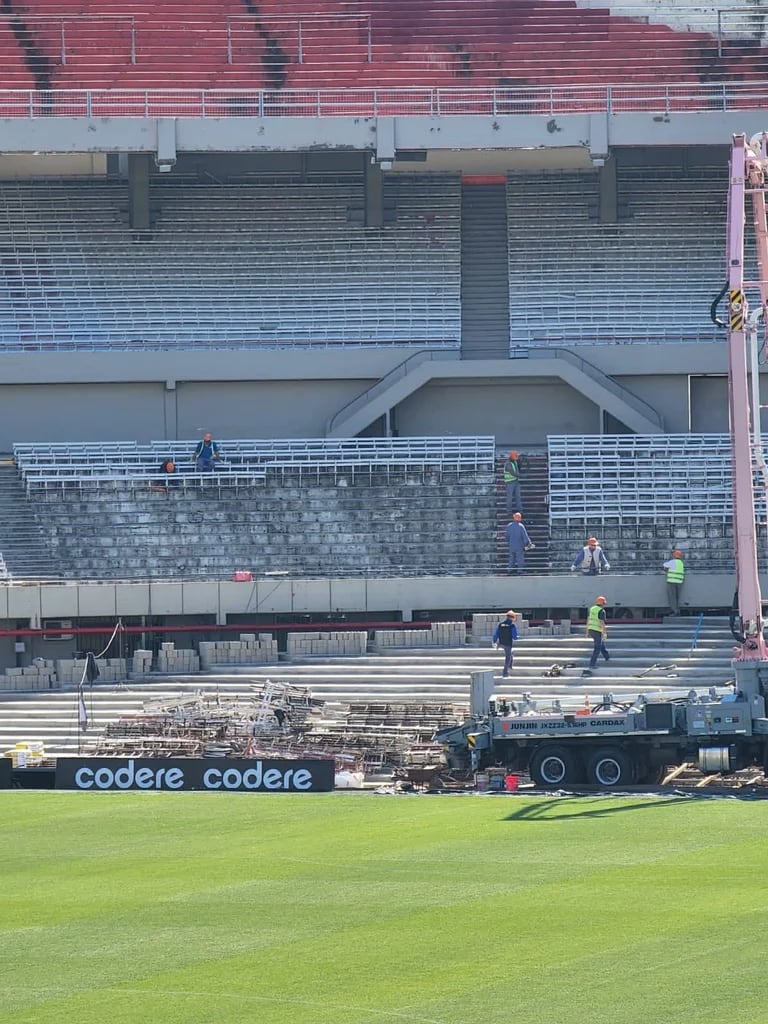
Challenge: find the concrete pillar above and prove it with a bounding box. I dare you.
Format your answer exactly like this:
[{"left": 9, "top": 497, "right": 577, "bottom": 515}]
[{"left": 128, "top": 153, "right": 152, "bottom": 232}]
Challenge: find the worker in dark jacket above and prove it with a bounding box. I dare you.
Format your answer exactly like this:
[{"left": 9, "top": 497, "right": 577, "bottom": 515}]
[
  {"left": 505, "top": 512, "right": 533, "bottom": 572},
  {"left": 492, "top": 610, "right": 519, "bottom": 677},
  {"left": 194, "top": 432, "right": 220, "bottom": 472}
]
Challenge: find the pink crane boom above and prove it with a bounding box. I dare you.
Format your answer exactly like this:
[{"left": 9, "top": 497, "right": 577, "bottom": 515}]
[{"left": 721, "top": 132, "right": 768, "bottom": 660}]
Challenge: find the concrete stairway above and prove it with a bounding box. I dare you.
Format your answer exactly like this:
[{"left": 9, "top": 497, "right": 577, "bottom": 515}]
[
  {"left": 0, "top": 460, "right": 63, "bottom": 578},
  {"left": 0, "top": 618, "right": 736, "bottom": 755},
  {"left": 495, "top": 451, "right": 550, "bottom": 573}
]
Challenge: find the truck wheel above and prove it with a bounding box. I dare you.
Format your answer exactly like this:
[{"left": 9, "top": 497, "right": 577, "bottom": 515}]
[
  {"left": 587, "top": 747, "right": 635, "bottom": 787},
  {"left": 529, "top": 745, "right": 580, "bottom": 788},
  {"left": 635, "top": 763, "right": 666, "bottom": 785}
]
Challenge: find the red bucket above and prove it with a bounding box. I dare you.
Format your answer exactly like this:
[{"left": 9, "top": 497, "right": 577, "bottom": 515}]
[{"left": 504, "top": 775, "right": 519, "bottom": 792}]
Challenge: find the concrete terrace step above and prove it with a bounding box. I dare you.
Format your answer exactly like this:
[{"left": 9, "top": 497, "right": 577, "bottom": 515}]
[{"left": 0, "top": 621, "right": 739, "bottom": 753}]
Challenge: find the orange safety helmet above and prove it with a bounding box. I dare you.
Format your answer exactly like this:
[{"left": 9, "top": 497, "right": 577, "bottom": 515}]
[
  {"left": 587, "top": 537, "right": 598, "bottom": 546},
  {"left": 512, "top": 512, "right": 522, "bottom": 521},
  {"left": 595, "top": 596, "right": 607, "bottom": 606},
  {"left": 672, "top": 549, "right": 683, "bottom": 558},
  {"left": 508, "top": 450, "right": 519, "bottom": 459}
]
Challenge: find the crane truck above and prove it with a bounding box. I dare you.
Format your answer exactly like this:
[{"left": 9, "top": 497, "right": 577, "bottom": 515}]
[{"left": 435, "top": 133, "right": 768, "bottom": 788}]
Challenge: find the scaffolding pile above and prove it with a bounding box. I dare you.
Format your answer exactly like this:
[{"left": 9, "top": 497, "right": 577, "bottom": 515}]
[
  {"left": 87, "top": 685, "right": 466, "bottom": 776},
  {"left": 89, "top": 680, "right": 324, "bottom": 760}
]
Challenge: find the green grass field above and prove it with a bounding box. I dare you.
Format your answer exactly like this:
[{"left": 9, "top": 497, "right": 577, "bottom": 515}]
[{"left": 2, "top": 791, "right": 767, "bottom": 1024}]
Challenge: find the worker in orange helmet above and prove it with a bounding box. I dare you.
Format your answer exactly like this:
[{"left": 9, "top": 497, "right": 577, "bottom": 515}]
[
  {"left": 492, "top": 610, "right": 518, "bottom": 678},
  {"left": 503, "top": 449, "right": 522, "bottom": 514},
  {"left": 571, "top": 536, "right": 610, "bottom": 575},
  {"left": 586, "top": 596, "right": 610, "bottom": 671},
  {"left": 505, "top": 511, "right": 533, "bottom": 573},
  {"left": 662, "top": 548, "right": 685, "bottom": 615}
]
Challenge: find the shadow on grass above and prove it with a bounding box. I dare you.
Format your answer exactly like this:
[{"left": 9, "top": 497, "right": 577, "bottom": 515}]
[{"left": 502, "top": 796, "right": 682, "bottom": 822}]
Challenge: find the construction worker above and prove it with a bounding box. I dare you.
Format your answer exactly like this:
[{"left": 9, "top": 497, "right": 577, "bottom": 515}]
[
  {"left": 194, "top": 432, "right": 221, "bottom": 472},
  {"left": 492, "top": 610, "right": 518, "bottom": 678},
  {"left": 571, "top": 537, "right": 610, "bottom": 575},
  {"left": 503, "top": 450, "right": 522, "bottom": 514},
  {"left": 586, "top": 596, "right": 610, "bottom": 670},
  {"left": 505, "top": 512, "right": 533, "bottom": 573},
  {"left": 663, "top": 549, "right": 685, "bottom": 615}
]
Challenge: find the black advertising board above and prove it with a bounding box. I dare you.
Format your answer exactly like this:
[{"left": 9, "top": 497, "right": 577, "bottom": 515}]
[
  {"left": 0, "top": 756, "right": 11, "bottom": 789},
  {"left": 56, "top": 757, "right": 335, "bottom": 793}
]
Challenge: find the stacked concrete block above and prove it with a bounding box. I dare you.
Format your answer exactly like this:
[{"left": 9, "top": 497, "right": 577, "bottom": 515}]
[
  {"left": 54, "top": 657, "right": 127, "bottom": 684},
  {"left": 156, "top": 643, "right": 200, "bottom": 674},
  {"left": 132, "top": 649, "right": 153, "bottom": 675},
  {"left": 198, "top": 634, "right": 278, "bottom": 669},
  {"left": 429, "top": 621, "right": 467, "bottom": 646},
  {"left": 470, "top": 613, "right": 571, "bottom": 644},
  {"left": 0, "top": 661, "right": 58, "bottom": 692},
  {"left": 373, "top": 622, "right": 466, "bottom": 649},
  {"left": 286, "top": 631, "right": 367, "bottom": 658},
  {"left": 528, "top": 619, "right": 572, "bottom": 637},
  {"left": 373, "top": 629, "right": 431, "bottom": 648}
]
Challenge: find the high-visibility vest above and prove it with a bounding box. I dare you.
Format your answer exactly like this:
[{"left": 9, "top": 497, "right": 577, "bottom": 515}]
[
  {"left": 666, "top": 558, "right": 685, "bottom": 584},
  {"left": 587, "top": 604, "right": 604, "bottom": 632},
  {"left": 503, "top": 460, "right": 519, "bottom": 483}
]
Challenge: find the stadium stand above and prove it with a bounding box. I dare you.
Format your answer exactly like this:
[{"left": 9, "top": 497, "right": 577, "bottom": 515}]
[
  {"left": 1, "top": 1, "right": 767, "bottom": 113},
  {"left": 8, "top": 432, "right": 757, "bottom": 582},
  {"left": 0, "top": 3, "right": 755, "bottom": 605},
  {"left": 10, "top": 436, "right": 497, "bottom": 579},
  {"left": 0, "top": 163, "right": 733, "bottom": 353},
  {"left": 0, "top": 14, "right": 36, "bottom": 91},
  {"left": 0, "top": 176, "right": 461, "bottom": 350},
  {"left": 547, "top": 434, "right": 767, "bottom": 573},
  {"left": 507, "top": 164, "right": 727, "bottom": 345}
]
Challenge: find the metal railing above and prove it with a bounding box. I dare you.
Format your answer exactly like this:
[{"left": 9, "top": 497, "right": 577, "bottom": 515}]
[
  {"left": 0, "top": 81, "right": 767, "bottom": 118},
  {"left": 326, "top": 349, "right": 460, "bottom": 436},
  {"left": 13, "top": 435, "right": 498, "bottom": 482},
  {"left": 524, "top": 349, "right": 664, "bottom": 430},
  {"left": 0, "top": 15, "right": 136, "bottom": 65},
  {"left": 717, "top": 5, "right": 768, "bottom": 55},
  {"left": 225, "top": 13, "right": 372, "bottom": 65}
]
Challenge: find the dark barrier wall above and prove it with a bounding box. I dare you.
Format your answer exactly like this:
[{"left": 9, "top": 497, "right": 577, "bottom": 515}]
[
  {"left": 0, "top": 757, "right": 11, "bottom": 789},
  {"left": 56, "top": 757, "right": 335, "bottom": 793}
]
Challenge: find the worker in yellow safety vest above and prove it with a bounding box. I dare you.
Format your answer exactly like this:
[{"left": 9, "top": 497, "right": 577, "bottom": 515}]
[
  {"left": 503, "top": 450, "right": 522, "bottom": 514},
  {"left": 586, "top": 596, "right": 610, "bottom": 670},
  {"left": 663, "top": 549, "right": 685, "bottom": 615}
]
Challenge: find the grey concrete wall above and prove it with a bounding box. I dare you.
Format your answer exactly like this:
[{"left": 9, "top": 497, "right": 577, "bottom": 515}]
[
  {"left": 0, "top": 344, "right": 758, "bottom": 448},
  {"left": 0, "top": 111, "right": 759, "bottom": 159},
  {"left": 0, "top": 571, "right": 743, "bottom": 628},
  {"left": 395, "top": 379, "right": 600, "bottom": 444},
  {"left": 690, "top": 375, "right": 729, "bottom": 433},
  {"left": 0, "top": 383, "right": 168, "bottom": 444},
  {"left": 0, "top": 342, "right": 736, "bottom": 388},
  {"left": 612, "top": 375, "right": 690, "bottom": 434},
  {"left": 176, "top": 380, "right": 366, "bottom": 439}
]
